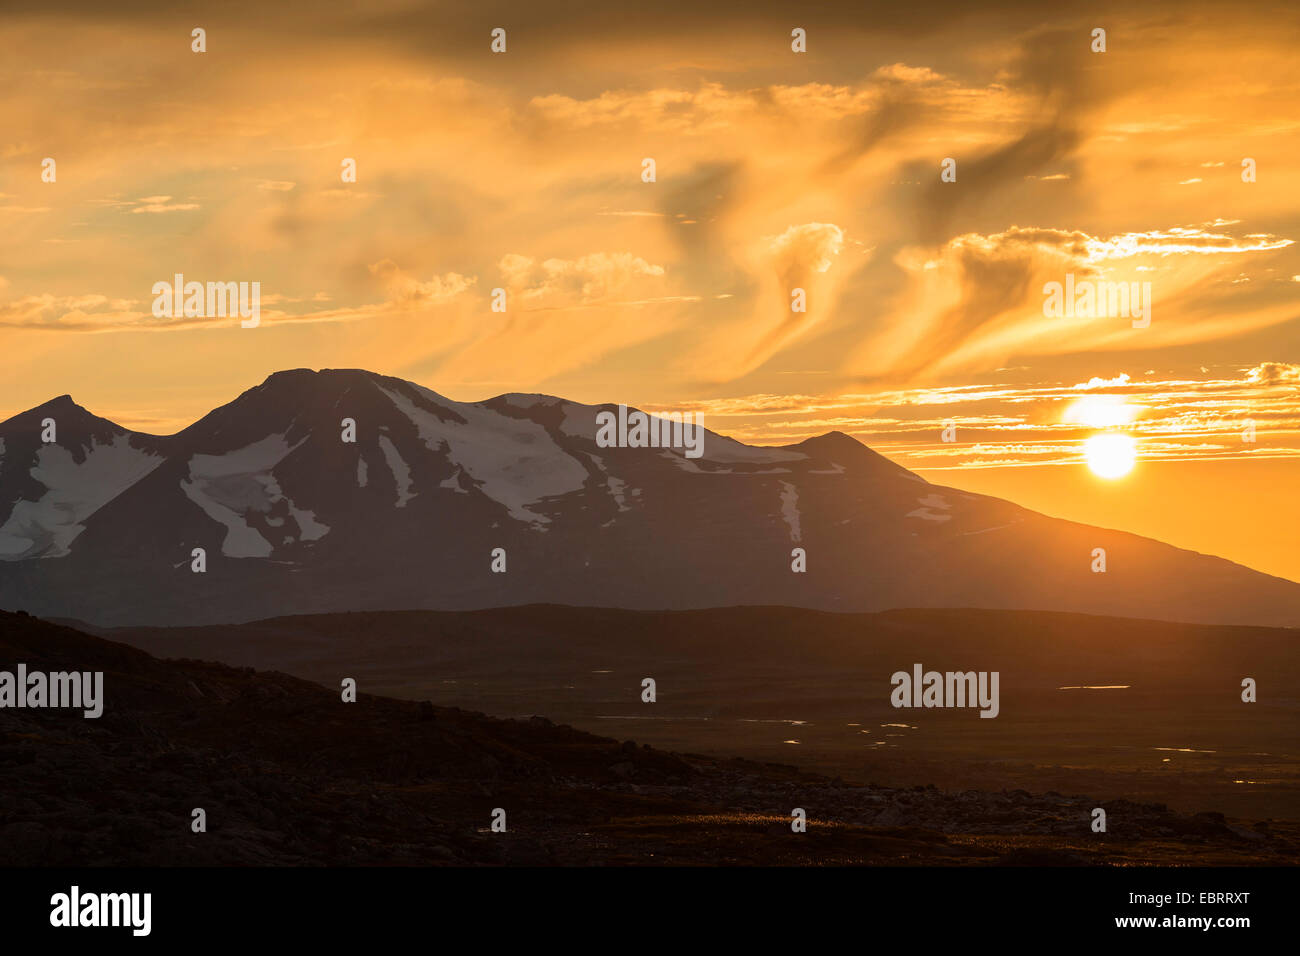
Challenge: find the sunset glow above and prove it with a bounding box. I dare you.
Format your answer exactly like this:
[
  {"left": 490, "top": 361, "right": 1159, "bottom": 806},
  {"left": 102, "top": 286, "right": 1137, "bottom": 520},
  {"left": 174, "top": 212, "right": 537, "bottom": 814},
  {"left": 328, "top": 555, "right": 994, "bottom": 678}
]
[{"left": 1, "top": 1, "right": 1297, "bottom": 580}]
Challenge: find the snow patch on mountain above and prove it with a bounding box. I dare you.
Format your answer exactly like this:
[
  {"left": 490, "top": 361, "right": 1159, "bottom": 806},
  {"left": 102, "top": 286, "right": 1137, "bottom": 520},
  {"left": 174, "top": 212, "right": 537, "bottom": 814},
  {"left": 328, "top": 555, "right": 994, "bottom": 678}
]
[
  {"left": 960, "top": 515, "right": 1024, "bottom": 536},
  {"left": 606, "top": 476, "right": 630, "bottom": 511},
  {"left": 383, "top": 384, "right": 588, "bottom": 526},
  {"left": 664, "top": 454, "right": 730, "bottom": 474},
  {"left": 586, "top": 453, "right": 631, "bottom": 513},
  {"left": 288, "top": 502, "right": 330, "bottom": 542},
  {"left": 779, "top": 481, "right": 802, "bottom": 542},
  {"left": 907, "top": 494, "right": 953, "bottom": 523},
  {"left": 558, "top": 402, "right": 605, "bottom": 439},
  {"left": 0, "top": 435, "right": 165, "bottom": 559},
  {"left": 180, "top": 433, "right": 320, "bottom": 558},
  {"left": 378, "top": 436, "right": 414, "bottom": 507},
  {"left": 440, "top": 467, "right": 470, "bottom": 494},
  {"left": 183, "top": 489, "right": 274, "bottom": 557},
  {"left": 961, "top": 523, "right": 1012, "bottom": 536}
]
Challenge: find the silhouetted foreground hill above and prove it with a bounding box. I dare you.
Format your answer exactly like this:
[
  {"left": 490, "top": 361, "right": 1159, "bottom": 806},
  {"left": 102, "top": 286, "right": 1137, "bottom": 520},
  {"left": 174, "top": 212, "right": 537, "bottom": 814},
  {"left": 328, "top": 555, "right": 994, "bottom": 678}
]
[{"left": 1, "top": 610, "right": 1294, "bottom": 866}]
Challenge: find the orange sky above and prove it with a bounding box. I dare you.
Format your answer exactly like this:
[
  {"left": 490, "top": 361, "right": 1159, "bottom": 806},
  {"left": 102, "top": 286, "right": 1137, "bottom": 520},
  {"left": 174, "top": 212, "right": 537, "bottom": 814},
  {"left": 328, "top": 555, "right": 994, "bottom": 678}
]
[{"left": 2, "top": 0, "right": 1298, "bottom": 581}]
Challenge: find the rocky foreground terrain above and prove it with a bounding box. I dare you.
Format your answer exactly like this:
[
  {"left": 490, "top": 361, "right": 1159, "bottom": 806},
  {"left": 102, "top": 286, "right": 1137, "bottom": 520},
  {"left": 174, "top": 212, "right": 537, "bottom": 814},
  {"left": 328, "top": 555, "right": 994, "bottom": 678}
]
[{"left": 1, "top": 609, "right": 1294, "bottom": 866}]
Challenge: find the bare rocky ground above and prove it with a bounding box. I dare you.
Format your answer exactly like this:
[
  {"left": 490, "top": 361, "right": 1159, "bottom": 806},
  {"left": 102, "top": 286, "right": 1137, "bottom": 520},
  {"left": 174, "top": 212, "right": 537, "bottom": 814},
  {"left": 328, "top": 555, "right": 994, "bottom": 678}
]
[{"left": 1, "top": 610, "right": 1294, "bottom": 866}]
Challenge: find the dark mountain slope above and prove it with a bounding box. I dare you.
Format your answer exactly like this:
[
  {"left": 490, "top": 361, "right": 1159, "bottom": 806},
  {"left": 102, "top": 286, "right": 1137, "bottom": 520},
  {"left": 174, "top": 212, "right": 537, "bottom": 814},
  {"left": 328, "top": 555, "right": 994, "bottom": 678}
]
[{"left": 1, "top": 368, "right": 1297, "bottom": 627}]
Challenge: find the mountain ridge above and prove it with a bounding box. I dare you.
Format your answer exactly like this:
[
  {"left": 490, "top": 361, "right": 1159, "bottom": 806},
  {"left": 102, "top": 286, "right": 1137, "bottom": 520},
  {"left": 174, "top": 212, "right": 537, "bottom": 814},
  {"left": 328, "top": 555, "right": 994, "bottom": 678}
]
[{"left": 1, "top": 367, "right": 1297, "bottom": 627}]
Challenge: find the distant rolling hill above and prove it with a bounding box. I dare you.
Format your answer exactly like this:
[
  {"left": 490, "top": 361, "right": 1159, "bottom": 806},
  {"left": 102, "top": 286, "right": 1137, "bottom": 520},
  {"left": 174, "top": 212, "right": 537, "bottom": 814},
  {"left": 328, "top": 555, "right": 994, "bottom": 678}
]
[{"left": 99, "top": 602, "right": 1299, "bottom": 685}]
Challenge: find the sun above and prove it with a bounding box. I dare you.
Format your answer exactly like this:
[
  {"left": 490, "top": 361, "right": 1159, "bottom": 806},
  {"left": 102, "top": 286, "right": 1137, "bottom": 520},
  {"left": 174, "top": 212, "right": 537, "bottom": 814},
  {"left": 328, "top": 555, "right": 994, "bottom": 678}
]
[{"left": 1084, "top": 433, "right": 1137, "bottom": 479}]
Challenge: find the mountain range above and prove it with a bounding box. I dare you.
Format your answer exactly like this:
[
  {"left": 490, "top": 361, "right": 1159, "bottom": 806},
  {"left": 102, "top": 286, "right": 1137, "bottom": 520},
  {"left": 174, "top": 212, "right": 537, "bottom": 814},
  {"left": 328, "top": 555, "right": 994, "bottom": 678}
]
[{"left": 1, "top": 367, "right": 1297, "bottom": 627}]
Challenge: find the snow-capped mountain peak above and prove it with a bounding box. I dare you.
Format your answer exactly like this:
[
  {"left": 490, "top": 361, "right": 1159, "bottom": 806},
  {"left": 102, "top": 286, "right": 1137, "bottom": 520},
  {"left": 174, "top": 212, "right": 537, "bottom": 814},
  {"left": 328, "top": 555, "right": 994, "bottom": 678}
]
[{"left": 1, "top": 368, "right": 1297, "bottom": 628}]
